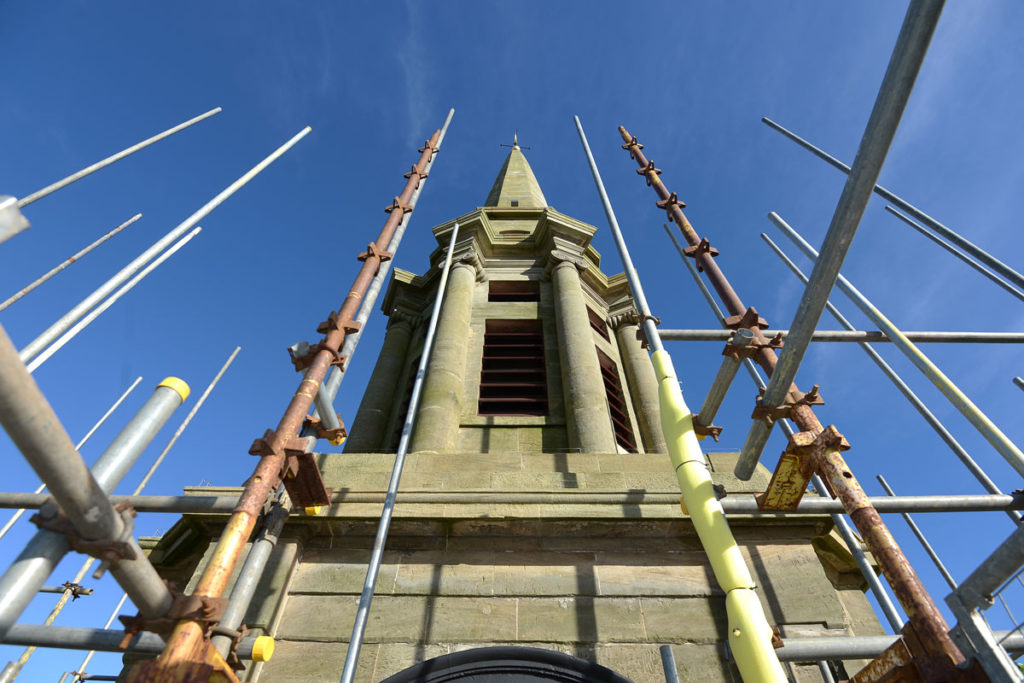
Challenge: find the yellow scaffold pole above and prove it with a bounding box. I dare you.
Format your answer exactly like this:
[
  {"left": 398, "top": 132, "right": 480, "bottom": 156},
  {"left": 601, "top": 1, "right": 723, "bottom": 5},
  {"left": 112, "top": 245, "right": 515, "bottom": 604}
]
[{"left": 575, "top": 116, "right": 786, "bottom": 683}]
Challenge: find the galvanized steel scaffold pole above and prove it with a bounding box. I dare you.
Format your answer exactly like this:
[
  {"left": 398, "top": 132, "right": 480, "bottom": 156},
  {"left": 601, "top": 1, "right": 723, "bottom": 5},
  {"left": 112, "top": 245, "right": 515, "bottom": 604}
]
[
  {"left": 876, "top": 475, "right": 958, "bottom": 590},
  {"left": 759, "top": 231, "right": 1022, "bottom": 524},
  {"left": 769, "top": 212, "right": 1024, "bottom": 479},
  {"left": 133, "top": 346, "right": 241, "bottom": 493},
  {"left": 738, "top": 0, "right": 946, "bottom": 479},
  {"left": 135, "top": 113, "right": 451, "bottom": 681},
  {"left": 0, "top": 214, "right": 141, "bottom": 313},
  {"left": 18, "top": 126, "right": 311, "bottom": 365},
  {"left": 660, "top": 329, "right": 1024, "bottom": 344},
  {"left": 339, "top": 222, "right": 461, "bottom": 683},
  {"left": 1014, "top": 377, "right": 1024, "bottom": 393},
  {"left": 761, "top": 116, "right": 1024, "bottom": 294},
  {"left": 884, "top": 206, "right": 1024, "bottom": 303},
  {"left": 620, "top": 47, "right": 974, "bottom": 683},
  {"left": 577, "top": 115, "right": 787, "bottom": 683},
  {"left": 308, "top": 107, "right": 455, "bottom": 440},
  {"left": 0, "top": 376, "right": 143, "bottom": 542},
  {"left": 0, "top": 340, "right": 187, "bottom": 640},
  {"left": 15, "top": 108, "right": 222, "bottom": 209},
  {"left": 61, "top": 593, "right": 128, "bottom": 683},
  {"left": 667, "top": 227, "right": 906, "bottom": 632},
  {"left": 26, "top": 227, "right": 203, "bottom": 373},
  {"left": 1, "top": 490, "right": 1021, "bottom": 515},
  {"left": 947, "top": 525, "right": 1024, "bottom": 680},
  {"left": 39, "top": 356, "right": 241, "bottom": 683}
]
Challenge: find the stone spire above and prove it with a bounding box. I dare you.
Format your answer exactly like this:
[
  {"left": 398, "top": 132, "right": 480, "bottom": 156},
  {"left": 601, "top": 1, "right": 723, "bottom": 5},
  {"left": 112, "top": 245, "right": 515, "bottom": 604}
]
[{"left": 484, "top": 141, "right": 547, "bottom": 208}]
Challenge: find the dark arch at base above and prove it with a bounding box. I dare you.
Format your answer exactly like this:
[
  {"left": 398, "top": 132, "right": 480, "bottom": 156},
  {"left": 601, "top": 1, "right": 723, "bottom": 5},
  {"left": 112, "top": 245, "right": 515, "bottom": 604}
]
[{"left": 379, "top": 646, "right": 635, "bottom": 683}]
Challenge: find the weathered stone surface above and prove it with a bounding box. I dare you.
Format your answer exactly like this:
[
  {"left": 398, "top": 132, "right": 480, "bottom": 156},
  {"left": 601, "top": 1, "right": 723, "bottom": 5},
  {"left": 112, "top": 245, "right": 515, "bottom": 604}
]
[
  {"left": 290, "top": 549, "right": 401, "bottom": 595},
  {"left": 595, "top": 555, "right": 718, "bottom": 597},
  {"left": 742, "top": 543, "right": 847, "bottom": 629},
  {"left": 639, "top": 597, "right": 726, "bottom": 641},
  {"left": 259, "top": 640, "right": 375, "bottom": 682},
  {"left": 667, "top": 643, "right": 740, "bottom": 682},
  {"left": 517, "top": 597, "right": 646, "bottom": 642}
]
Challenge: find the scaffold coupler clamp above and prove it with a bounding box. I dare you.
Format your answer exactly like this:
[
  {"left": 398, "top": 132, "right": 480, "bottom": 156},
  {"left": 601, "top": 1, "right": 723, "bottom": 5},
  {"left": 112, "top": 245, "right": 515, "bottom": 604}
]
[
  {"left": 620, "top": 135, "right": 643, "bottom": 158},
  {"left": 751, "top": 384, "right": 825, "bottom": 427},
  {"left": 637, "top": 159, "right": 661, "bottom": 185},
  {"left": 358, "top": 241, "right": 393, "bottom": 274},
  {"left": 288, "top": 339, "right": 346, "bottom": 373},
  {"left": 722, "top": 330, "right": 783, "bottom": 360},
  {"left": 212, "top": 623, "right": 252, "bottom": 670},
  {"left": 681, "top": 237, "right": 719, "bottom": 272},
  {"left": 418, "top": 139, "right": 439, "bottom": 155},
  {"left": 631, "top": 312, "right": 661, "bottom": 349},
  {"left": 404, "top": 164, "right": 428, "bottom": 185},
  {"left": 119, "top": 583, "right": 228, "bottom": 645},
  {"left": 723, "top": 306, "right": 768, "bottom": 332},
  {"left": 656, "top": 192, "right": 686, "bottom": 220},
  {"left": 62, "top": 581, "right": 93, "bottom": 600},
  {"left": 385, "top": 196, "right": 413, "bottom": 215},
  {"left": 304, "top": 413, "right": 347, "bottom": 446},
  {"left": 30, "top": 499, "right": 137, "bottom": 579},
  {"left": 248, "top": 430, "right": 332, "bottom": 507},
  {"left": 690, "top": 414, "right": 723, "bottom": 442}
]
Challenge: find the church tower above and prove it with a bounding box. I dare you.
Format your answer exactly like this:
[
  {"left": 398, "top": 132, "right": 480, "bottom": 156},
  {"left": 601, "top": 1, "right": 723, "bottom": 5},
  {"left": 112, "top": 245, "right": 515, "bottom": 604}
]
[{"left": 141, "top": 142, "right": 883, "bottom": 682}]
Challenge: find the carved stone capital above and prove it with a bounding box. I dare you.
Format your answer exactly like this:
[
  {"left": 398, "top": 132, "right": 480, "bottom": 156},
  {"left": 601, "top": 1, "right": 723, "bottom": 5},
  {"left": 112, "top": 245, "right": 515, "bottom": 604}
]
[
  {"left": 387, "top": 308, "right": 422, "bottom": 329},
  {"left": 547, "top": 249, "right": 588, "bottom": 274},
  {"left": 608, "top": 306, "right": 641, "bottom": 331},
  {"left": 453, "top": 248, "right": 488, "bottom": 282}
]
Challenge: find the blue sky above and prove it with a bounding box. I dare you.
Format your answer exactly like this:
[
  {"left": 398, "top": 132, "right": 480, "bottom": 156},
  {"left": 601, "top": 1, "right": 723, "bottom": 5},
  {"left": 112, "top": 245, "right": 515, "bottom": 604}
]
[{"left": 1, "top": 2, "right": 1023, "bottom": 678}]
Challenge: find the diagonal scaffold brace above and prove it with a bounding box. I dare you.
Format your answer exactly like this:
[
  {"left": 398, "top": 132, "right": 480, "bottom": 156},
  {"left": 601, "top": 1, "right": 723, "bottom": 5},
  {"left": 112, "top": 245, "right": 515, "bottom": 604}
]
[
  {"left": 128, "top": 114, "right": 451, "bottom": 682},
  {"left": 618, "top": 123, "right": 979, "bottom": 681}
]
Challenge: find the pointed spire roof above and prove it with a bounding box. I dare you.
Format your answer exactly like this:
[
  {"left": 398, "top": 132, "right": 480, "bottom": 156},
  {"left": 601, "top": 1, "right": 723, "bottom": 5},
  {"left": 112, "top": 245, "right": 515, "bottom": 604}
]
[{"left": 484, "top": 142, "right": 547, "bottom": 208}]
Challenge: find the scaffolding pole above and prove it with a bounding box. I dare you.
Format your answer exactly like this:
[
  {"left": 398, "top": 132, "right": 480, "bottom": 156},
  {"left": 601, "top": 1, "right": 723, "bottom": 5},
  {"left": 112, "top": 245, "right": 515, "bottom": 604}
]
[
  {"left": 134, "top": 113, "right": 451, "bottom": 682},
  {"left": 621, "top": 37, "right": 968, "bottom": 676},
  {"left": 738, "top": 0, "right": 946, "bottom": 479},
  {"left": 18, "top": 126, "right": 311, "bottom": 365},
  {"left": 0, "top": 623, "right": 265, "bottom": 659},
  {"left": 0, "top": 491, "right": 1020, "bottom": 515},
  {"left": 761, "top": 116, "right": 1024, "bottom": 293},
  {"left": 339, "top": 222, "right": 461, "bottom": 683},
  {"left": 0, "top": 369, "right": 185, "bottom": 640},
  {"left": 15, "top": 108, "right": 221, "bottom": 209},
  {"left": 578, "top": 115, "right": 786, "bottom": 683},
  {"left": 877, "top": 475, "right": 958, "bottom": 590},
  {"left": 133, "top": 346, "right": 241, "bottom": 493},
  {"left": 0, "top": 376, "right": 143, "bottom": 543},
  {"left": 0, "top": 214, "right": 141, "bottom": 313},
  {"left": 884, "top": 206, "right": 1024, "bottom": 303},
  {"left": 26, "top": 227, "right": 203, "bottom": 373},
  {"left": 659, "top": 329, "right": 1024, "bottom": 344},
  {"left": 769, "top": 212, "right": 1024, "bottom": 479},
  {"left": 310, "top": 107, "right": 456, "bottom": 437},
  {"left": 61, "top": 592, "right": 128, "bottom": 683},
  {"left": 760, "top": 231, "right": 1021, "bottom": 524},
  {"left": 668, "top": 225, "right": 904, "bottom": 630}
]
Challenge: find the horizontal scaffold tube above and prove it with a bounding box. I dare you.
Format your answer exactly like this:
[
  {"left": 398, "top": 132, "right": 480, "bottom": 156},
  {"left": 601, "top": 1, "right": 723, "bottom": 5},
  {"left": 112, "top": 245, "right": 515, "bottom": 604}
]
[
  {"left": 775, "top": 631, "right": 1023, "bottom": 662},
  {"left": 660, "top": 329, "right": 1024, "bottom": 344},
  {"left": 0, "top": 624, "right": 271, "bottom": 661},
  {"left": 0, "top": 492, "right": 1019, "bottom": 515}
]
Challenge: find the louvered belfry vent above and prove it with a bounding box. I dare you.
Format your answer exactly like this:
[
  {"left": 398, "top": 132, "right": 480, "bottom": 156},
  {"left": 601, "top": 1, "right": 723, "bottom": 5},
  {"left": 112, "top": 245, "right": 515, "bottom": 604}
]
[
  {"left": 478, "top": 319, "right": 548, "bottom": 416},
  {"left": 488, "top": 280, "right": 540, "bottom": 302},
  {"left": 587, "top": 307, "right": 610, "bottom": 341},
  {"left": 596, "top": 347, "right": 637, "bottom": 452}
]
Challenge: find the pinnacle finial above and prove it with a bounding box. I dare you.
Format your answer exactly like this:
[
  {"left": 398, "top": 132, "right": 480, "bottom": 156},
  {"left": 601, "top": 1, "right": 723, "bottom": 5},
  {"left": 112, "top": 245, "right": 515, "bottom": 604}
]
[{"left": 513, "top": 130, "right": 519, "bottom": 148}]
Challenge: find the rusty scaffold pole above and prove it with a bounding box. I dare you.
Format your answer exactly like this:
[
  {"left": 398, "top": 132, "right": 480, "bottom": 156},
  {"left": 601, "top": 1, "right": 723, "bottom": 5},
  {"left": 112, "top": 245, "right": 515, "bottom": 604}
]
[
  {"left": 132, "top": 113, "right": 452, "bottom": 681},
  {"left": 617, "top": 142, "right": 973, "bottom": 683}
]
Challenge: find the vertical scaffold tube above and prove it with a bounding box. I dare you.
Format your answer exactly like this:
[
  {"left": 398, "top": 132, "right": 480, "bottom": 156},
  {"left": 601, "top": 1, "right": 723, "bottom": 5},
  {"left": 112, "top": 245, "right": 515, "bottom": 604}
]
[{"left": 574, "top": 115, "right": 785, "bottom": 683}]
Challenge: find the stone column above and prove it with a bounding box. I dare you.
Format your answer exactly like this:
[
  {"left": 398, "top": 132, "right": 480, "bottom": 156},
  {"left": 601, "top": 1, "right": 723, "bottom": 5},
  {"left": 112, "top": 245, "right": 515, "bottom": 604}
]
[
  {"left": 611, "top": 311, "right": 666, "bottom": 453},
  {"left": 550, "top": 252, "right": 616, "bottom": 453},
  {"left": 410, "top": 256, "right": 480, "bottom": 453},
  {"left": 344, "top": 315, "right": 415, "bottom": 452}
]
